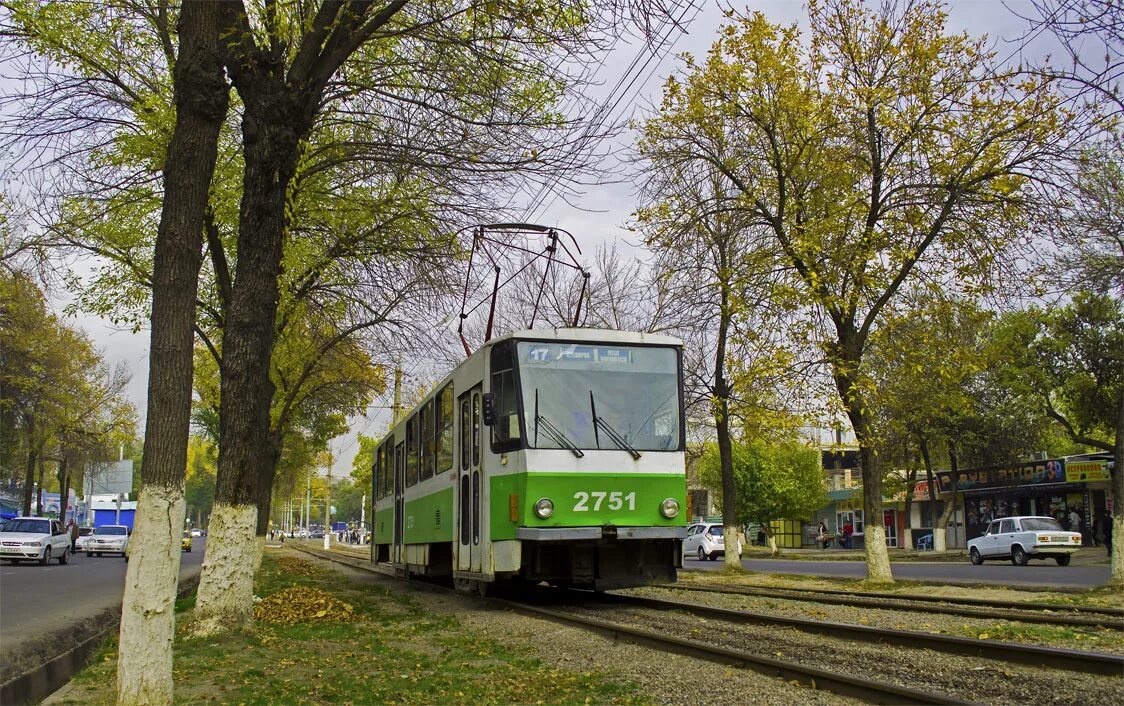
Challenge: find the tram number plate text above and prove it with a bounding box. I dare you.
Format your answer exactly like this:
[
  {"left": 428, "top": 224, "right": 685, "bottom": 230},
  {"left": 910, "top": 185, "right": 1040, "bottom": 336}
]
[{"left": 573, "top": 491, "right": 636, "bottom": 512}]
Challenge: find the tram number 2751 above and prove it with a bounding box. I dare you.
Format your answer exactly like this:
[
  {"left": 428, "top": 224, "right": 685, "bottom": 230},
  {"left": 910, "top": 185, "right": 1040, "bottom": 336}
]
[{"left": 573, "top": 491, "right": 636, "bottom": 512}]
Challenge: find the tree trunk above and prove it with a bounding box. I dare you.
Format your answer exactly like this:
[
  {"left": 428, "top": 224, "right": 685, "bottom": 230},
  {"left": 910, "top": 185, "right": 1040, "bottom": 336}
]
[
  {"left": 116, "top": 2, "right": 230, "bottom": 703},
  {"left": 920, "top": 438, "right": 937, "bottom": 533},
  {"left": 831, "top": 340, "right": 892, "bottom": 583},
  {"left": 35, "top": 451, "right": 45, "bottom": 516},
  {"left": 933, "top": 443, "right": 961, "bottom": 554},
  {"left": 193, "top": 80, "right": 311, "bottom": 633},
  {"left": 58, "top": 455, "right": 71, "bottom": 525},
  {"left": 1111, "top": 375, "right": 1123, "bottom": 585},
  {"left": 253, "top": 432, "right": 284, "bottom": 572},
  {"left": 714, "top": 285, "right": 740, "bottom": 570},
  {"left": 21, "top": 416, "right": 35, "bottom": 516},
  {"left": 901, "top": 467, "right": 916, "bottom": 550},
  {"left": 255, "top": 431, "right": 284, "bottom": 537}
]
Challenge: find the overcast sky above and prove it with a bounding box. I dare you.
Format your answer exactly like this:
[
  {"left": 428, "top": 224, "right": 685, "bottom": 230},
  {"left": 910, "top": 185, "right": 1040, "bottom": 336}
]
[{"left": 46, "top": 1, "right": 1061, "bottom": 481}]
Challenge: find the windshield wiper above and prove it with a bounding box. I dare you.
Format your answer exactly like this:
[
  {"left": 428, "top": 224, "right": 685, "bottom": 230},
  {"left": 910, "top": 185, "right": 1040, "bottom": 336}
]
[
  {"left": 534, "top": 389, "right": 584, "bottom": 458},
  {"left": 590, "top": 391, "right": 641, "bottom": 460}
]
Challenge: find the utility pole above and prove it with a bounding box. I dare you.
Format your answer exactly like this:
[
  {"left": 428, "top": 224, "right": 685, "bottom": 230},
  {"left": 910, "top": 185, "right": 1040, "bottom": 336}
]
[
  {"left": 305, "top": 475, "right": 311, "bottom": 535},
  {"left": 392, "top": 365, "right": 403, "bottom": 424},
  {"left": 324, "top": 450, "right": 333, "bottom": 550}
]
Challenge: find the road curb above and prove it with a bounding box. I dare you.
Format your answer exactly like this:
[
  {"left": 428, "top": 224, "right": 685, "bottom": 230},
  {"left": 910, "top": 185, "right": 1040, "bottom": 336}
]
[{"left": 2, "top": 574, "right": 201, "bottom": 706}]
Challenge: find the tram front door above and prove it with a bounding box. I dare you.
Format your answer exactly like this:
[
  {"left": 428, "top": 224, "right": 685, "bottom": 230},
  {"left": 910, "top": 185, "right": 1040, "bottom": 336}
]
[
  {"left": 456, "top": 386, "right": 482, "bottom": 573},
  {"left": 393, "top": 442, "right": 405, "bottom": 564}
]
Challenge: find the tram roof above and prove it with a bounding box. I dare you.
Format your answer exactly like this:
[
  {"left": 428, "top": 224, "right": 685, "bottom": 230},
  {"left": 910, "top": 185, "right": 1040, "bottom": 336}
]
[{"left": 488, "top": 328, "right": 683, "bottom": 348}]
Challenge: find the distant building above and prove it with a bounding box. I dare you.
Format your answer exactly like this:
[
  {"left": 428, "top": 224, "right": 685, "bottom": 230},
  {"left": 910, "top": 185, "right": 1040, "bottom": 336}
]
[{"left": 90, "top": 495, "right": 138, "bottom": 529}]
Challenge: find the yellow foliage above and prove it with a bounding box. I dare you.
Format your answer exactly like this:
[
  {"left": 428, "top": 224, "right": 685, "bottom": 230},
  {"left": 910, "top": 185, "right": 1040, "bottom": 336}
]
[{"left": 253, "top": 586, "right": 356, "bottom": 626}]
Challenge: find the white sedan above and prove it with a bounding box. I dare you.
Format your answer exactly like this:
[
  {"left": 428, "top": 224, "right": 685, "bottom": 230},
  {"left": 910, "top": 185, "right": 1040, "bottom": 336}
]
[
  {"left": 84, "top": 524, "right": 131, "bottom": 558},
  {"left": 968, "top": 516, "right": 1082, "bottom": 566},
  {"left": 683, "top": 523, "right": 742, "bottom": 561},
  {"left": 0, "top": 517, "right": 72, "bottom": 565}
]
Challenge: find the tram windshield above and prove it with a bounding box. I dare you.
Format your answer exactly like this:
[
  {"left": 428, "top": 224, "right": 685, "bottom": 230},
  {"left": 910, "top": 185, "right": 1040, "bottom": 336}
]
[{"left": 516, "top": 342, "right": 681, "bottom": 452}]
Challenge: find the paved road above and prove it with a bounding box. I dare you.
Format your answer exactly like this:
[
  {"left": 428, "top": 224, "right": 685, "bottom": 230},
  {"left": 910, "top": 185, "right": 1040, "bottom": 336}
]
[
  {"left": 0, "top": 538, "right": 206, "bottom": 662},
  {"left": 683, "top": 555, "right": 1111, "bottom": 588}
]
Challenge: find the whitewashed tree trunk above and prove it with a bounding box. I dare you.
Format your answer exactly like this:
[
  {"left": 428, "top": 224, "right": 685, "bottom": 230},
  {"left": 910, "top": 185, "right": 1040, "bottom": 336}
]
[
  {"left": 252, "top": 535, "right": 265, "bottom": 572},
  {"left": 117, "top": 485, "right": 186, "bottom": 706},
  {"left": 1112, "top": 522, "right": 1124, "bottom": 585},
  {"left": 901, "top": 528, "right": 914, "bottom": 551},
  {"left": 723, "top": 522, "right": 741, "bottom": 568},
  {"left": 933, "top": 524, "right": 947, "bottom": 553},
  {"left": 933, "top": 494, "right": 957, "bottom": 553},
  {"left": 191, "top": 502, "right": 257, "bottom": 636},
  {"left": 863, "top": 524, "right": 894, "bottom": 583}
]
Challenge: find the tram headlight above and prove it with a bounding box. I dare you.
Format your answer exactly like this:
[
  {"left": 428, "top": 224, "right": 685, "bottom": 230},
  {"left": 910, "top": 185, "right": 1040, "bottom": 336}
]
[
  {"left": 660, "top": 498, "right": 680, "bottom": 518},
  {"left": 534, "top": 498, "right": 554, "bottom": 519}
]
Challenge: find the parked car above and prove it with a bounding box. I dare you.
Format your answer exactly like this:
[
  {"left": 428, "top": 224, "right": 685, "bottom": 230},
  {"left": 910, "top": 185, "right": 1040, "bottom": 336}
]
[
  {"left": 181, "top": 531, "right": 193, "bottom": 552},
  {"left": 75, "top": 527, "right": 95, "bottom": 552},
  {"left": 968, "top": 516, "right": 1081, "bottom": 566},
  {"left": 189, "top": 528, "right": 202, "bottom": 537},
  {"left": 85, "top": 524, "right": 131, "bottom": 558},
  {"left": 0, "top": 516, "right": 71, "bottom": 565},
  {"left": 683, "top": 522, "right": 742, "bottom": 561}
]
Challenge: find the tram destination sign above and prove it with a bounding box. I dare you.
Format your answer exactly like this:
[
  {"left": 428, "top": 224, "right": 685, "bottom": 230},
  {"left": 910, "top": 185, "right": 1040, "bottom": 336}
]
[{"left": 524, "top": 344, "right": 634, "bottom": 365}]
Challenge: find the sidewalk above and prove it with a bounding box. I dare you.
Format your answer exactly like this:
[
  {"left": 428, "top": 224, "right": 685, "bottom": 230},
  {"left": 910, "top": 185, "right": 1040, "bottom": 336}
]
[
  {"left": 741, "top": 545, "right": 1110, "bottom": 565},
  {"left": 290, "top": 537, "right": 1111, "bottom": 565}
]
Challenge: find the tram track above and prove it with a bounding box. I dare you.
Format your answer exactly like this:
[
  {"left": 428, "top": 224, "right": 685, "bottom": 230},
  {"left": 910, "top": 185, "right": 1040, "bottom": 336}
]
[
  {"left": 292, "top": 544, "right": 970, "bottom": 704},
  {"left": 595, "top": 591, "right": 1124, "bottom": 675},
  {"left": 527, "top": 591, "right": 1123, "bottom": 705},
  {"left": 669, "top": 581, "right": 1124, "bottom": 629},
  {"left": 293, "top": 544, "right": 1123, "bottom": 705}
]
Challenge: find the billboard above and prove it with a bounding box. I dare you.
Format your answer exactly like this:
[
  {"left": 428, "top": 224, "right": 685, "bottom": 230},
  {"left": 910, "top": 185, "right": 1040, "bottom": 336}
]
[{"left": 85, "top": 460, "right": 134, "bottom": 496}]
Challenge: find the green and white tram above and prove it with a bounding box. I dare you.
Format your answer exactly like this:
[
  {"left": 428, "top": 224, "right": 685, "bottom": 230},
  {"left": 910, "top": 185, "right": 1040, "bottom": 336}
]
[{"left": 371, "top": 328, "right": 687, "bottom": 591}]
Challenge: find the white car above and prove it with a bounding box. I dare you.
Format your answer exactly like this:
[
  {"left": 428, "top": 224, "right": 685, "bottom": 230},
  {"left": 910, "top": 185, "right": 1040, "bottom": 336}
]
[
  {"left": 0, "top": 516, "right": 71, "bottom": 565},
  {"left": 85, "top": 524, "right": 131, "bottom": 558},
  {"left": 968, "top": 516, "right": 1082, "bottom": 566},
  {"left": 189, "top": 528, "right": 202, "bottom": 537},
  {"left": 683, "top": 522, "right": 742, "bottom": 561}
]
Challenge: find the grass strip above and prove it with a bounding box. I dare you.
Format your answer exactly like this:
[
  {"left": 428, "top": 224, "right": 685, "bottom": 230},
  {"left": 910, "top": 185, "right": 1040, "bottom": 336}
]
[{"left": 54, "top": 552, "right": 649, "bottom": 705}]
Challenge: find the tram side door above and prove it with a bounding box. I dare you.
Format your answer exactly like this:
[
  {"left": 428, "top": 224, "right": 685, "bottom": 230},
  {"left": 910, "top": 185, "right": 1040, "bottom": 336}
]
[
  {"left": 456, "top": 386, "right": 483, "bottom": 573},
  {"left": 393, "top": 442, "right": 405, "bottom": 564}
]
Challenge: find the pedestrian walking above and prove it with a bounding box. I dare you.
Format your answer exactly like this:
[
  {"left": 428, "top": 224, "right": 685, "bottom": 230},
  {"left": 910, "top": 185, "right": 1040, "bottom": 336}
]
[{"left": 67, "top": 519, "right": 79, "bottom": 552}]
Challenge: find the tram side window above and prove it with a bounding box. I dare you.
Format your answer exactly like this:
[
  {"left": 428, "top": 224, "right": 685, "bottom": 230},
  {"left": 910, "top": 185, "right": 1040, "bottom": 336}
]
[
  {"left": 419, "top": 400, "right": 432, "bottom": 481},
  {"left": 380, "top": 443, "right": 390, "bottom": 498},
  {"left": 406, "top": 416, "right": 418, "bottom": 487},
  {"left": 490, "top": 340, "right": 522, "bottom": 452},
  {"left": 375, "top": 442, "right": 384, "bottom": 499},
  {"left": 472, "top": 392, "right": 481, "bottom": 467},
  {"left": 424, "top": 400, "right": 438, "bottom": 483},
  {"left": 460, "top": 398, "right": 470, "bottom": 471},
  {"left": 436, "top": 384, "right": 454, "bottom": 473}
]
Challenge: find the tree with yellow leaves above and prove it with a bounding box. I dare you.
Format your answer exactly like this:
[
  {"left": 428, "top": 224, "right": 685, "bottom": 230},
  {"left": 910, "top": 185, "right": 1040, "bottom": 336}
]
[{"left": 638, "top": 0, "right": 1072, "bottom": 582}]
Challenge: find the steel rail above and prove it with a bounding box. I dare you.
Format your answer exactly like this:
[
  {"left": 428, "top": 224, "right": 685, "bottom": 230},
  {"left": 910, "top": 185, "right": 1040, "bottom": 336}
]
[
  {"left": 679, "top": 580, "right": 1124, "bottom": 618},
  {"left": 292, "top": 545, "right": 971, "bottom": 705},
  {"left": 493, "top": 597, "right": 974, "bottom": 706},
  {"left": 664, "top": 583, "right": 1124, "bottom": 630},
  {"left": 595, "top": 592, "right": 1124, "bottom": 677}
]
